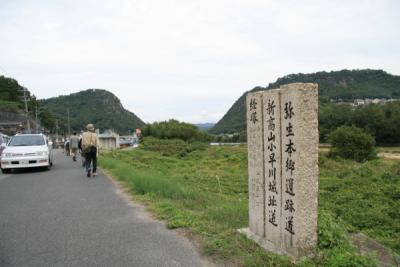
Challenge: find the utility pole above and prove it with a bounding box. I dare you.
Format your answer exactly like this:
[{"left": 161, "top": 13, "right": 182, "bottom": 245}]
[
  {"left": 55, "top": 120, "right": 59, "bottom": 141},
  {"left": 23, "top": 87, "right": 31, "bottom": 133},
  {"left": 67, "top": 108, "right": 71, "bottom": 136},
  {"left": 35, "top": 104, "right": 39, "bottom": 133}
]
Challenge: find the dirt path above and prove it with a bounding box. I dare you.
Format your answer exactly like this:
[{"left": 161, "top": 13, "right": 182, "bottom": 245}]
[{"left": 378, "top": 153, "right": 400, "bottom": 160}]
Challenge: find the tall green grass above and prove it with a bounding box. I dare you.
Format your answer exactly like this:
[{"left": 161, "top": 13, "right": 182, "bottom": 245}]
[
  {"left": 319, "top": 155, "right": 400, "bottom": 253},
  {"left": 101, "top": 158, "right": 195, "bottom": 200},
  {"left": 99, "top": 138, "right": 399, "bottom": 266}
]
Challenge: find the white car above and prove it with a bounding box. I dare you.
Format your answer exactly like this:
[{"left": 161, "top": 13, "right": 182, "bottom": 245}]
[
  {"left": 1, "top": 134, "right": 53, "bottom": 173},
  {"left": 0, "top": 133, "right": 10, "bottom": 155}
]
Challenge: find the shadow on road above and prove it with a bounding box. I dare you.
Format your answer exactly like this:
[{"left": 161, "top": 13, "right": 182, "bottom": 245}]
[{"left": 7, "top": 167, "right": 50, "bottom": 175}]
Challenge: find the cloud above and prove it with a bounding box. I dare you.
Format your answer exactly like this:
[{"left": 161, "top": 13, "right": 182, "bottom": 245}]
[{"left": 0, "top": 0, "right": 399, "bottom": 123}]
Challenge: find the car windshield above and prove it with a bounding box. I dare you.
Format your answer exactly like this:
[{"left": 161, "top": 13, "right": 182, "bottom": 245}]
[{"left": 8, "top": 135, "right": 45, "bottom": 146}]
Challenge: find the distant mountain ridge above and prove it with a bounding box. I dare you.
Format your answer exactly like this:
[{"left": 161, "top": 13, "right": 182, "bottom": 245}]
[
  {"left": 40, "top": 89, "right": 145, "bottom": 134},
  {"left": 210, "top": 69, "right": 400, "bottom": 134},
  {"left": 196, "top": 123, "right": 215, "bottom": 131}
]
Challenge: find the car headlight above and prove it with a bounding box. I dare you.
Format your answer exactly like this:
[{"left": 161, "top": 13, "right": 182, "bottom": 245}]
[
  {"left": 3, "top": 153, "right": 13, "bottom": 158},
  {"left": 37, "top": 151, "right": 48, "bottom": 156}
]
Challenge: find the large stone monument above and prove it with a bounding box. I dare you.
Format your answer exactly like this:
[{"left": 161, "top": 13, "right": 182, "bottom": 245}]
[{"left": 240, "top": 83, "right": 319, "bottom": 259}]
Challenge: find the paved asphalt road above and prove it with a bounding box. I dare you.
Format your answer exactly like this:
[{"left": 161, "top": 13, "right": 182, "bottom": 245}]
[{"left": 0, "top": 150, "right": 209, "bottom": 267}]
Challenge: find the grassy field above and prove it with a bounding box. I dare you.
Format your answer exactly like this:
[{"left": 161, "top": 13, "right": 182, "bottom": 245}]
[{"left": 99, "top": 137, "right": 399, "bottom": 266}]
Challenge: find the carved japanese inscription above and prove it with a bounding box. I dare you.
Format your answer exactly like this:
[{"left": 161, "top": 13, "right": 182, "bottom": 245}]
[
  {"left": 246, "top": 92, "right": 265, "bottom": 237},
  {"left": 279, "top": 83, "right": 319, "bottom": 258},
  {"left": 244, "top": 83, "right": 318, "bottom": 259},
  {"left": 263, "top": 89, "right": 282, "bottom": 248}
]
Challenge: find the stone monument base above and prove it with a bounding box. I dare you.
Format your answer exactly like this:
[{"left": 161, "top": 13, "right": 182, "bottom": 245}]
[
  {"left": 237, "top": 228, "right": 285, "bottom": 256},
  {"left": 238, "top": 228, "right": 316, "bottom": 260}
]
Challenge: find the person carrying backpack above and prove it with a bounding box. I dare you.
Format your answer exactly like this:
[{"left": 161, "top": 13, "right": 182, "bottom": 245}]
[{"left": 81, "top": 124, "right": 98, "bottom": 177}]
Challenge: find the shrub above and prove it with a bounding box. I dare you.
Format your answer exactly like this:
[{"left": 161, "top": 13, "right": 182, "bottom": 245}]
[
  {"left": 328, "top": 126, "right": 377, "bottom": 162},
  {"left": 141, "top": 137, "right": 206, "bottom": 157},
  {"left": 142, "top": 119, "right": 213, "bottom": 142}
]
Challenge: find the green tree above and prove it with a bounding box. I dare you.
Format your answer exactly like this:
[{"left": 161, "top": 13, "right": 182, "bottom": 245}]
[
  {"left": 0, "top": 75, "right": 59, "bottom": 132},
  {"left": 328, "top": 126, "right": 377, "bottom": 162},
  {"left": 143, "top": 119, "right": 213, "bottom": 142}
]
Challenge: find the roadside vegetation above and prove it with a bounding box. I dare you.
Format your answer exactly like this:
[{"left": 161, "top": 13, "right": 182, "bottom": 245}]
[
  {"left": 0, "top": 75, "right": 57, "bottom": 131},
  {"left": 100, "top": 137, "right": 399, "bottom": 266}
]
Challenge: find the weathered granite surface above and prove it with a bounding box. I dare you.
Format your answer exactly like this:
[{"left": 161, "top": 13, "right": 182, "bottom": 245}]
[
  {"left": 263, "top": 89, "right": 282, "bottom": 251},
  {"left": 280, "top": 83, "right": 319, "bottom": 258},
  {"left": 243, "top": 83, "right": 319, "bottom": 259},
  {"left": 246, "top": 92, "right": 265, "bottom": 237}
]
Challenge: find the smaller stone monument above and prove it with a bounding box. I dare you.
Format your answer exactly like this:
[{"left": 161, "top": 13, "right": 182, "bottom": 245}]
[{"left": 240, "top": 83, "right": 319, "bottom": 259}]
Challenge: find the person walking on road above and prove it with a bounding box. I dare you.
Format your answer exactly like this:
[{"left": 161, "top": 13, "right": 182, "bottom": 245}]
[
  {"left": 65, "top": 139, "right": 70, "bottom": 156},
  {"left": 82, "top": 124, "right": 98, "bottom": 177},
  {"left": 78, "top": 134, "right": 85, "bottom": 167},
  {"left": 70, "top": 132, "right": 80, "bottom": 161}
]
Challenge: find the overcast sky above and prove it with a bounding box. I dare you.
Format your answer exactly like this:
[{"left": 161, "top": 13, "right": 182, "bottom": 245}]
[{"left": 0, "top": 0, "right": 399, "bottom": 123}]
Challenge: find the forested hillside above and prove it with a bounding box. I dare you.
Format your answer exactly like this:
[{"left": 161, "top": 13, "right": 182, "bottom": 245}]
[
  {"left": 211, "top": 69, "right": 400, "bottom": 135},
  {"left": 41, "top": 89, "right": 145, "bottom": 134},
  {"left": 319, "top": 99, "right": 400, "bottom": 144},
  {"left": 0, "top": 75, "right": 25, "bottom": 107},
  {"left": 0, "top": 75, "right": 57, "bottom": 130}
]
